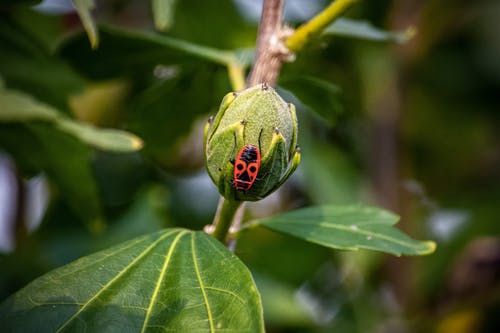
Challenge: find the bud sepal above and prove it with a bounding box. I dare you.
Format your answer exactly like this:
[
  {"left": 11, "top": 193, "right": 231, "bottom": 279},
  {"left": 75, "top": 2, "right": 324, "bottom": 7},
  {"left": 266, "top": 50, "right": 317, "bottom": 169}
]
[{"left": 204, "top": 84, "right": 300, "bottom": 201}]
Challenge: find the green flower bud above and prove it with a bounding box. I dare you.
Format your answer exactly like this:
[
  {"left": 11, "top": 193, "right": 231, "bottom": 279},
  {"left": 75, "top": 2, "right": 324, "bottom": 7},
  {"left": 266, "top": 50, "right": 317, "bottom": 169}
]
[{"left": 204, "top": 83, "right": 301, "bottom": 201}]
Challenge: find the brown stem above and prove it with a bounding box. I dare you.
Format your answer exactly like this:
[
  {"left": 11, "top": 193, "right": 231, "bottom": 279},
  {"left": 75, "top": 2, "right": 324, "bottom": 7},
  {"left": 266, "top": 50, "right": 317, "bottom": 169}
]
[{"left": 247, "top": 0, "right": 287, "bottom": 87}]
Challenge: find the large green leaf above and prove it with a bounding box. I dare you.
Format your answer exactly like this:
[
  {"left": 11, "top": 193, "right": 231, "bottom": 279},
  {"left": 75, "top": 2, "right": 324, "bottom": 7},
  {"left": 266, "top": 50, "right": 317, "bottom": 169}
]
[
  {"left": 323, "top": 18, "right": 414, "bottom": 43},
  {"left": 0, "top": 88, "right": 142, "bottom": 152},
  {"left": 0, "top": 229, "right": 264, "bottom": 332},
  {"left": 252, "top": 205, "right": 436, "bottom": 256}
]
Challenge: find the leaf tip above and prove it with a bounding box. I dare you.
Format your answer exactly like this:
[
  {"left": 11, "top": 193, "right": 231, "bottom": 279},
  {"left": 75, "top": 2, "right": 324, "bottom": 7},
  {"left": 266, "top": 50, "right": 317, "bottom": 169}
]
[
  {"left": 130, "top": 136, "right": 144, "bottom": 150},
  {"left": 421, "top": 240, "right": 437, "bottom": 255},
  {"left": 89, "top": 33, "right": 99, "bottom": 49},
  {"left": 152, "top": 0, "right": 176, "bottom": 32},
  {"left": 397, "top": 26, "right": 417, "bottom": 44}
]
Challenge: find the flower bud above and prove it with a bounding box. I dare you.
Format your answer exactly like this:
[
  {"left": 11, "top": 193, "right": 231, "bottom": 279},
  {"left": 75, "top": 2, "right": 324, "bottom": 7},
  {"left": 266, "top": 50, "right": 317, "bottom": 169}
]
[{"left": 204, "top": 83, "right": 300, "bottom": 201}]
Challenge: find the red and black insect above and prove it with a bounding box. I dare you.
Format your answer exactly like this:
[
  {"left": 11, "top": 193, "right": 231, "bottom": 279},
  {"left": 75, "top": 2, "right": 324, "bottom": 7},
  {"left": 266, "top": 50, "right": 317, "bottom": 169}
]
[{"left": 233, "top": 144, "right": 261, "bottom": 191}]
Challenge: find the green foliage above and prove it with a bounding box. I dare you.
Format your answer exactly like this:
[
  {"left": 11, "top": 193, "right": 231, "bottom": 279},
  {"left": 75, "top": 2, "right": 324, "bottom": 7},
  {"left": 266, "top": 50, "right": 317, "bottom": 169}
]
[
  {"left": 0, "top": 85, "right": 140, "bottom": 224},
  {"left": 59, "top": 26, "right": 243, "bottom": 79},
  {"left": 0, "top": 123, "right": 102, "bottom": 223},
  {"left": 323, "top": 18, "right": 413, "bottom": 43},
  {"left": 252, "top": 205, "right": 435, "bottom": 256},
  {"left": 1, "top": 0, "right": 498, "bottom": 332},
  {"left": 0, "top": 229, "right": 264, "bottom": 332},
  {"left": 71, "top": 0, "right": 98, "bottom": 48},
  {"left": 0, "top": 88, "right": 142, "bottom": 152},
  {"left": 279, "top": 75, "right": 343, "bottom": 126},
  {"left": 0, "top": 10, "right": 84, "bottom": 111}
]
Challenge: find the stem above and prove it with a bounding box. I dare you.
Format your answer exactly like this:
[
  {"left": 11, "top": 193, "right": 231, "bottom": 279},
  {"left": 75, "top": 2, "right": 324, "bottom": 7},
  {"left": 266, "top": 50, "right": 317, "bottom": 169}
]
[
  {"left": 227, "top": 62, "right": 246, "bottom": 91},
  {"left": 286, "top": 0, "right": 358, "bottom": 52},
  {"left": 247, "top": 0, "right": 286, "bottom": 87},
  {"left": 209, "top": 0, "right": 287, "bottom": 247},
  {"left": 113, "top": 26, "right": 237, "bottom": 66},
  {"left": 211, "top": 197, "right": 243, "bottom": 244},
  {"left": 227, "top": 202, "right": 246, "bottom": 251}
]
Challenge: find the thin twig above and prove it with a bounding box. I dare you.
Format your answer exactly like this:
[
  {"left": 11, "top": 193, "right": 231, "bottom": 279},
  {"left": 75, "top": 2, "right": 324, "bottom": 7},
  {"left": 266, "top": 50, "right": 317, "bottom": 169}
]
[
  {"left": 247, "top": 0, "right": 287, "bottom": 87},
  {"left": 286, "top": 0, "right": 359, "bottom": 52}
]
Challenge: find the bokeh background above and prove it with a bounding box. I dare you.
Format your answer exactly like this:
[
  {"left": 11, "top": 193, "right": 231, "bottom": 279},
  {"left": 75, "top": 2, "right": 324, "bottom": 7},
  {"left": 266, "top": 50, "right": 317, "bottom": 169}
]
[{"left": 1, "top": 0, "right": 499, "bottom": 332}]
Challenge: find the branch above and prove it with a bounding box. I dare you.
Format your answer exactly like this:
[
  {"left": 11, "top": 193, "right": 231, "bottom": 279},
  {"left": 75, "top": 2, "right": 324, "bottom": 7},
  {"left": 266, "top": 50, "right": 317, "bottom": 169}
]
[
  {"left": 286, "top": 0, "right": 359, "bottom": 52},
  {"left": 209, "top": 198, "right": 243, "bottom": 244},
  {"left": 247, "top": 0, "right": 289, "bottom": 87}
]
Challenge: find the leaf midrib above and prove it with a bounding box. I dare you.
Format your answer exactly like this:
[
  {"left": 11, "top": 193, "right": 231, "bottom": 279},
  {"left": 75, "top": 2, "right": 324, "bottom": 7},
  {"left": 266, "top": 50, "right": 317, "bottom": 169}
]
[
  {"left": 266, "top": 220, "right": 422, "bottom": 249},
  {"left": 191, "top": 233, "right": 215, "bottom": 333},
  {"left": 141, "top": 230, "right": 188, "bottom": 333}
]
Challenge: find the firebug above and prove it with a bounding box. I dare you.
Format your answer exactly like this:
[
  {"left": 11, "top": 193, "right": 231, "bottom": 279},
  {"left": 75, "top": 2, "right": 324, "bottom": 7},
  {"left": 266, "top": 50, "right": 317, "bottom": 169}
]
[{"left": 233, "top": 144, "right": 261, "bottom": 191}]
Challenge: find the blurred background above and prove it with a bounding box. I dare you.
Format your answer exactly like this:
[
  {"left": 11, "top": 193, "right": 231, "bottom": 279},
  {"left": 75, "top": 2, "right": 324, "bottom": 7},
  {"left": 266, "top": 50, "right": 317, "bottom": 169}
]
[{"left": 0, "top": 0, "right": 499, "bottom": 332}]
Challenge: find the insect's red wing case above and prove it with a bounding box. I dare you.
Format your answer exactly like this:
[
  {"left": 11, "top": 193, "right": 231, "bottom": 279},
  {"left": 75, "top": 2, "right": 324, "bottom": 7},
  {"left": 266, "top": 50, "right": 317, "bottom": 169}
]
[{"left": 233, "top": 145, "right": 261, "bottom": 191}]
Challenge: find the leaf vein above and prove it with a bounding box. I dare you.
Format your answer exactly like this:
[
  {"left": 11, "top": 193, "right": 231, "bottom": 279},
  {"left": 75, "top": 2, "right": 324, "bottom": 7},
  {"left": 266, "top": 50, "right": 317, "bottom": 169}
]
[
  {"left": 191, "top": 233, "right": 215, "bottom": 333},
  {"left": 55, "top": 229, "right": 180, "bottom": 332},
  {"left": 50, "top": 236, "right": 147, "bottom": 282},
  {"left": 272, "top": 220, "right": 421, "bottom": 249},
  {"left": 204, "top": 286, "right": 247, "bottom": 306},
  {"left": 141, "top": 230, "right": 188, "bottom": 333}
]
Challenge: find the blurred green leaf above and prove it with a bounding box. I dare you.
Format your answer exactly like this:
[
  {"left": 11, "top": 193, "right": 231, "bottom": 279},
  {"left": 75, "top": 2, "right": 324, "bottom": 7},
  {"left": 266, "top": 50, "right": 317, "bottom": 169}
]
[
  {"left": 60, "top": 26, "right": 235, "bottom": 169},
  {"left": 10, "top": 8, "right": 61, "bottom": 50},
  {"left": 71, "top": 0, "right": 99, "bottom": 49},
  {"left": 0, "top": 229, "right": 264, "bottom": 332},
  {"left": 280, "top": 75, "right": 343, "bottom": 126},
  {"left": 301, "top": 142, "right": 361, "bottom": 205},
  {"left": 152, "top": 0, "right": 178, "bottom": 31},
  {"left": 0, "top": 11, "right": 84, "bottom": 111},
  {"left": 253, "top": 205, "right": 436, "bottom": 256},
  {"left": 0, "top": 88, "right": 142, "bottom": 152},
  {"left": 123, "top": 28, "right": 237, "bottom": 65},
  {"left": 254, "top": 274, "right": 312, "bottom": 328},
  {"left": 94, "top": 186, "right": 168, "bottom": 247},
  {"left": 168, "top": 0, "right": 254, "bottom": 49},
  {"left": 128, "top": 66, "right": 222, "bottom": 167},
  {"left": 56, "top": 119, "right": 143, "bottom": 152},
  {"left": 324, "top": 18, "right": 414, "bottom": 43},
  {"left": 59, "top": 26, "right": 242, "bottom": 80},
  {"left": 0, "top": 88, "right": 58, "bottom": 121},
  {"left": 0, "top": 123, "right": 102, "bottom": 223}
]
